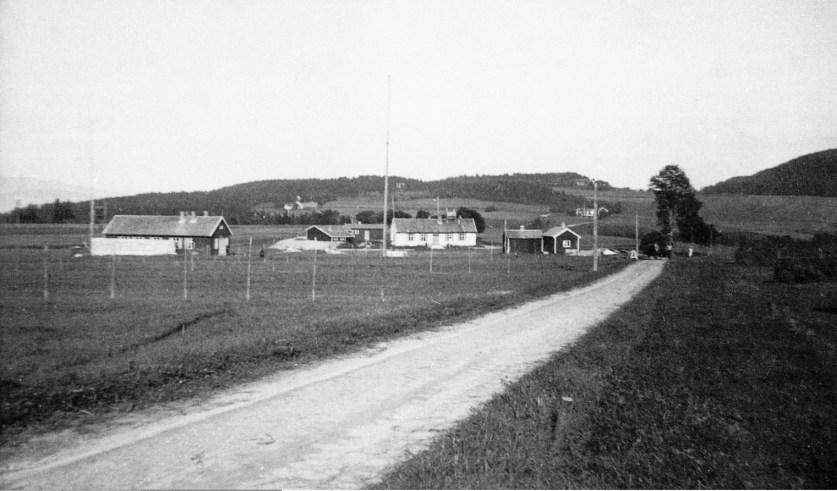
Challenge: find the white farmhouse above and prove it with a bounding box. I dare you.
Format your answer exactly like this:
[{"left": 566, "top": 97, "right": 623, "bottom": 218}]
[{"left": 390, "top": 218, "right": 478, "bottom": 249}]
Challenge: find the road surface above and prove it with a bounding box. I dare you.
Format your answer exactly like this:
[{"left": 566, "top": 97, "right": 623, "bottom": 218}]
[{"left": 1, "top": 260, "right": 664, "bottom": 489}]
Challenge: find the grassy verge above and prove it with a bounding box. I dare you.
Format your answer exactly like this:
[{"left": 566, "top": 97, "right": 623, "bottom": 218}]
[
  {"left": 374, "top": 256, "right": 837, "bottom": 489},
  {"left": 1, "top": 246, "right": 628, "bottom": 444}
]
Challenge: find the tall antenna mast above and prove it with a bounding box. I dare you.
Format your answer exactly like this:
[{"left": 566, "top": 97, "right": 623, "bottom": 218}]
[{"left": 381, "top": 75, "right": 391, "bottom": 257}]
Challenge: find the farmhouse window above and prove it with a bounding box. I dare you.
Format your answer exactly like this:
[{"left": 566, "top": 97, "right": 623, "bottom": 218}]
[
  {"left": 408, "top": 233, "right": 415, "bottom": 241},
  {"left": 459, "top": 233, "right": 465, "bottom": 241},
  {"left": 420, "top": 233, "right": 427, "bottom": 241},
  {"left": 446, "top": 234, "right": 453, "bottom": 241},
  {"left": 562, "top": 239, "right": 572, "bottom": 248}
]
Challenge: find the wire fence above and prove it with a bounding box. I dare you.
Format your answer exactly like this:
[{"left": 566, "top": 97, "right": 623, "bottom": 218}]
[{"left": 0, "top": 245, "right": 598, "bottom": 309}]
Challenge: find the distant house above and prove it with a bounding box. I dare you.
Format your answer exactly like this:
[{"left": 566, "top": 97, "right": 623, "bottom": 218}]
[
  {"left": 306, "top": 225, "right": 354, "bottom": 244},
  {"left": 503, "top": 227, "right": 543, "bottom": 254},
  {"left": 284, "top": 196, "right": 318, "bottom": 212},
  {"left": 390, "top": 218, "right": 478, "bottom": 248},
  {"left": 346, "top": 223, "right": 385, "bottom": 246},
  {"left": 101, "top": 212, "right": 232, "bottom": 255},
  {"left": 543, "top": 223, "right": 581, "bottom": 254},
  {"left": 575, "top": 206, "right": 608, "bottom": 218}
]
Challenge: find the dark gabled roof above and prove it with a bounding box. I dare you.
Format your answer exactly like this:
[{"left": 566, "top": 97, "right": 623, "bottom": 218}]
[
  {"left": 306, "top": 225, "right": 354, "bottom": 239},
  {"left": 504, "top": 229, "right": 544, "bottom": 239},
  {"left": 103, "top": 215, "right": 231, "bottom": 238},
  {"left": 391, "top": 218, "right": 478, "bottom": 234},
  {"left": 543, "top": 226, "right": 581, "bottom": 239}
]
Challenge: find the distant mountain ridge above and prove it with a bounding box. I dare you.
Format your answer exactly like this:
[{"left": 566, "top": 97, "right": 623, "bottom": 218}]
[{"left": 701, "top": 149, "right": 837, "bottom": 197}]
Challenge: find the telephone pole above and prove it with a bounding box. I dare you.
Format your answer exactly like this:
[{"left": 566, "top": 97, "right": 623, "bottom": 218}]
[{"left": 592, "top": 180, "right": 598, "bottom": 272}]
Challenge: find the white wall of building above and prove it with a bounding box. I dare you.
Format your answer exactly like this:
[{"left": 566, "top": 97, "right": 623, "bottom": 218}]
[{"left": 91, "top": 237, "right": 176, "bottom": 256}]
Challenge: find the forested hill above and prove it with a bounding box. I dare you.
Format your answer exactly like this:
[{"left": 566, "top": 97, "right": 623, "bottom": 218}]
[
  {"left": 701, "top": 149, "right": 837, "bottom": 197},
  {"left": 3, "top": 172, "right": 612, "bottom": 225}
]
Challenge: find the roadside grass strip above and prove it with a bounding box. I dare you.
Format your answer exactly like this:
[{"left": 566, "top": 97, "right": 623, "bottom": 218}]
[{"left": 374, "top": 256, "right": 837, "bottom": 489}]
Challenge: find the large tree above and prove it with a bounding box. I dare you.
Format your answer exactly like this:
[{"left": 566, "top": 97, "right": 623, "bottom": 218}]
[{"left": 649, "top": 165, "right": 715, "bottom": 245}]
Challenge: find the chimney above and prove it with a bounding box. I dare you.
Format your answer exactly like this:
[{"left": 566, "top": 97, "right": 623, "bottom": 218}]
[
  {"left": 520, "top": 225, "right": 525, "bottom": 230},
  {"left": 179, "top": 211, "right": 186, "bottom": 223},
  {"left": 203, "top": 211, "right": 209, "bottom": 217},
  {"left": 561, "top": 222, "right": 566, "bottom": 229}
]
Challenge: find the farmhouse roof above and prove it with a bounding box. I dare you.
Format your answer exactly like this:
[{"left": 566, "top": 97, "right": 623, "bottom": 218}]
[
  {"left": 103, "top": 214, "right": 231, "bottom": 238},
  {"left": 504, "top": 229, "right": 544, "bottom": 239},
  {"left": 391, "top": 218, "right": 478, "bottom": 234},
  {"left": 543, "top": 226, "right": 581, "bottom": 238},
  {"left": 306, "top": 224, "right": 354, "bottom": 239}
]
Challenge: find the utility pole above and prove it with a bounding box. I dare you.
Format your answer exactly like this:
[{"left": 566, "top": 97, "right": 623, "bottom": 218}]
[
  {"left": 592, "top": 180, "right": 598, "bottom": 272},
  {"left": 381, "top": 75, "right": 391, "bottom": 257}
]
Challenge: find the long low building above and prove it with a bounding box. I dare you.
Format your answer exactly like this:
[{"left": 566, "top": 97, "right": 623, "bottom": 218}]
[
  {"left": 100, "top": 212, "right": 232, "bottom": 255},
  {"left": 390, "top": 218, "right": 478, "bottom": 248}
]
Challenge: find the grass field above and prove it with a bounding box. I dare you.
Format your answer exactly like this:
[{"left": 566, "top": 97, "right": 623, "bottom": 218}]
[
  {"left": 375, "top": 254, "right": 837, "bottom": 489},
  {"left": 0, "top": 225, "right": 630, "bottom": 441}
]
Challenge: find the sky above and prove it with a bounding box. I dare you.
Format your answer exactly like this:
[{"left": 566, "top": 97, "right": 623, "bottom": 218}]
[{"left": 1, "top": 0, "right": 836, "bottom": 200}]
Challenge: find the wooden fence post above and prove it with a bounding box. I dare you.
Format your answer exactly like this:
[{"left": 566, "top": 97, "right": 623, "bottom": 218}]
[
  {"left": 109, "top": 254, "right": 116, "bottom": 299},
  {"left": 43, "top": 244, "right": 49, "bottom": 301},
  {"left": 246, "top": 237, "right": 253, "bottom": 302},
  {"left": 183, "top": 251, "right": 188, "bottom": 300},
  {"left": 311, "top": 248, "right": 317, "bottom": 302}
]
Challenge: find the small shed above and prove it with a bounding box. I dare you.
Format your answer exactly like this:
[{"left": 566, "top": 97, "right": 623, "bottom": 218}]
[
  {"left": 102, "top": 212, "right": 232, "bottom": 255},
  {"left": 306, "top": 225, "right": 354, "bottom": 244},
  {"left": 543, "top": 223, "right": 581, "bottom": 254},
  {"left": 503, "top": 227, "right": 544, "bottom": 254},
  {"left": 346, "top": 223, "right": 385, "bottom": 246}
]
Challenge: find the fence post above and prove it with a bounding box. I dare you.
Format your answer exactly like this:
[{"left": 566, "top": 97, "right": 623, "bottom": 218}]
[
  {"left": 430, "top": 247, "right": 433, "bottom": 272},
  {"left": 43, "top": 244, "right": 49, "bottom": 301},
  {"left": 468, "top": 246, "right": 472, "bottom": 274},
  {"left": 110, "top": 253, "right": 116, "bottom": 299},
  {"left": 246, "top": 237, "right": 253, "bottom": 302},
  {"left": 311, "top": 248, "right": 317, "bottom": 302},
  {"left": 183, "top": 251, "right": 188, "bottom": 300}
]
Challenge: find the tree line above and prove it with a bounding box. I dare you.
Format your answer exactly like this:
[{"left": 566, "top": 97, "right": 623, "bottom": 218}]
[{"left": 1, "top": 173, "right": 602, "bottom": 226}]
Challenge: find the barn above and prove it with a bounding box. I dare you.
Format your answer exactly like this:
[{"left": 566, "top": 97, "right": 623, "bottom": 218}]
[
  {"left": 390, "top": 218, "right": 478, "bottom": 248},
  {"left": 102, "top": 212, "right": 232, "bottom": 255},
  {"left": 543, "top": 223, "right": 581, "bottom": 254},
  {"left": 305, "top": 225, "right": 354, "bottom": 244},
  {"left": 503, "top": 227, "right": 543, "bottom": 254}
]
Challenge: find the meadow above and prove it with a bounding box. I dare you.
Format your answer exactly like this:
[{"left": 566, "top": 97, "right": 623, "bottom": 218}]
[
  {"left": 0, "top": 224, "right": 629, "bottom": 440},
  {"left": 376, "top": 253, "right": 837, "bottom": 489}
]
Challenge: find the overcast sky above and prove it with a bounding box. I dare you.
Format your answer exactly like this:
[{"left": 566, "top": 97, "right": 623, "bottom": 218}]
[{"left": 1, "top": 0, "right": 836, "bottom": 198}]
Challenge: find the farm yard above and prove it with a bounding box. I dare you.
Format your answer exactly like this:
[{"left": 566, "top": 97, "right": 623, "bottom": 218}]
[{"left": 0, "top": 224, "right": 630, "bottom": 440}]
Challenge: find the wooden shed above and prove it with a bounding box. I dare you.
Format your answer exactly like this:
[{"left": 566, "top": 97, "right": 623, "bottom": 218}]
[
  {"left": 102, "top": 212, "right": 232, "bottom": 255},
  {"left": 543, "top": 223, "right": 581, "bottom": 254},
  {"left": 503, "top": 227, "right": 544, "bottom": 254},
  {"left": 346, "top": 223, "right": 385, "bottom": 247},
  {"left": 306, "top": 225, "right": 354, "bottom": 244}
]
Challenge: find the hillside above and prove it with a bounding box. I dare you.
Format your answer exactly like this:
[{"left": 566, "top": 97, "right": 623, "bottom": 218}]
[
  {"left": 702, "top": 149, "right": 837, "bottom": 197},
  {"left": 1, "top": 173, "right": 612, "bottom": 225}
]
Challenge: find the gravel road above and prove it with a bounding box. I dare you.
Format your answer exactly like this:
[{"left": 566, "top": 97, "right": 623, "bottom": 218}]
[{"left": 1, "top": 260, "right": 664, "bottom": 489}]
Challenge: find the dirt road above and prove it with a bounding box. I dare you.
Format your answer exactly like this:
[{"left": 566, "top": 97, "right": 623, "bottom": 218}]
[{"left": 1, "top": 260, "right": 664, "bottom": 489}]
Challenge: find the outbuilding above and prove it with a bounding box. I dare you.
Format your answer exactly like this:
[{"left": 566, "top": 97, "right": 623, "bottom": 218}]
[
  {"left": 503, "top": 227, "right": 544, "bottom": 254},
  {"left": 305, "top": 225, "right": 354, "bottom": 244},
  {"left": 101, "top": 212, "right": 232, "bottom": 255},
  {"left": 543, "top": 223, "right": 581, "bottom": 255},
  {"left": 345, "top": 223, "right": 385, "bottom": 247}
]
